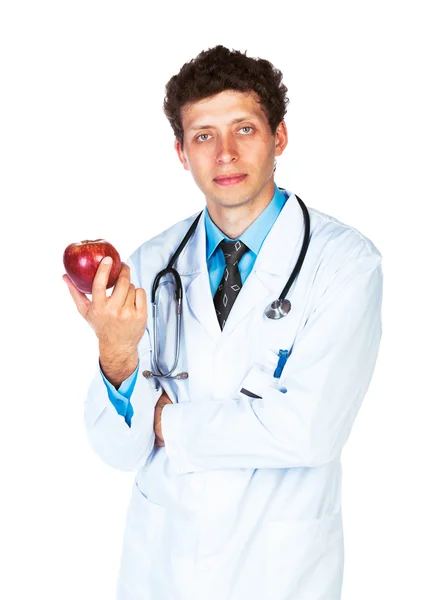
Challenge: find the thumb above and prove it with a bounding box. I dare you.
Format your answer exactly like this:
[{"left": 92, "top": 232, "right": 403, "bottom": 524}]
[{"left": 62, "top": 274, "right": 90, "bottom": 319}]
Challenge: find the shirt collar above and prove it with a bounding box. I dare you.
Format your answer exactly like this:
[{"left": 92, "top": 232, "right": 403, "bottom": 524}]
[{"left": 204, "top": 183, "right": 287, "bottom": 260}]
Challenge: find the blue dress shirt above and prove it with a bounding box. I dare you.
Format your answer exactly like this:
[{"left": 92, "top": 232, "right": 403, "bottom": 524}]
[{"left": 100, "top": 184, "right": 288, "bottom": 426}]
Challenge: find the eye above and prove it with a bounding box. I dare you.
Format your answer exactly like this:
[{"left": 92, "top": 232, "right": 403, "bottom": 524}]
[
  {"left": 239, "top": 126, "right": 254, "bottom": 134},
  {"left": 196, "top": 133, "right": 211, "bottom": 142}
]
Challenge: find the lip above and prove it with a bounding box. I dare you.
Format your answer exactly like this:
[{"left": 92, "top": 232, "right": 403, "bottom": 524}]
[{"left": 213, "top": 173, "right": 247, "bottom": 186}]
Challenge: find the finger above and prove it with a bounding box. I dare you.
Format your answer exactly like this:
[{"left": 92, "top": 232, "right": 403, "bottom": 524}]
[
  {"left": 135, "top": 287, "right": 147, "bottom": 315},
  {"left": 124, "top": 283, "right": 136, "bottom": 307},
  {"left": 62, "top": 274, "right": 91, "bottom": 319},
  {"left": 107, "top": 263, "right": 133, "bottom": 309},
  {"left": 91, "top": 257, "right": 114, "bottom": 308}
]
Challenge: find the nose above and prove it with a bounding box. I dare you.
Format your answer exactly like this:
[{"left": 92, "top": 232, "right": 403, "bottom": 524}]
[{"left": 216, "top": 133, "right": 238, "bottom": 165}]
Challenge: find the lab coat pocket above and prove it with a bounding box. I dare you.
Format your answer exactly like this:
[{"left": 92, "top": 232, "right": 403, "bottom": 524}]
[
  {"left": 117, "top": 481, "right": 167, "bottom": 596},
  {"left": 238, "top": 349, "right": 287, "bottom": 400},
  {"left": 265, "top": 511, "right": 343, "bottom": 599}
]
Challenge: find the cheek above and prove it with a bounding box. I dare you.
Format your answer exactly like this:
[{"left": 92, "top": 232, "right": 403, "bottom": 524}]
[
  {"left": 188, "top": 159, "right": 211, "bottom": 187},
  {"left": 189, "top": 152, "right": 212, "bottom": 174},
  {"left": 242, "top": 137, "right": 272, "bottom": 157},
  {"left": 248, "top": 145, "right": 273, "bottom": 169}
]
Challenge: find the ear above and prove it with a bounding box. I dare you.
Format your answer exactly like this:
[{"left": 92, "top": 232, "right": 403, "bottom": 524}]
[
  {"left": 174, "top": 139, "right": 190, "bottom": 171},
  {"left": 274, "top": 121, "right": 288, "bottom": 157}
]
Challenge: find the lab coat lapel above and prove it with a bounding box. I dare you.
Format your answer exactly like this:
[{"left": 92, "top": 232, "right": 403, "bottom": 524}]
[
  {"left": 177, "top": 211, "right": 222, "bottom": 343},
  {"left": 220, "top": 193, "right": 306, "bottom": 339}
]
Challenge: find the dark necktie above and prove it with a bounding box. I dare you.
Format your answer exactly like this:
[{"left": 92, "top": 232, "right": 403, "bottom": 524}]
[{"left": 213, "top": 239, "right": 249, "bottom": 330}]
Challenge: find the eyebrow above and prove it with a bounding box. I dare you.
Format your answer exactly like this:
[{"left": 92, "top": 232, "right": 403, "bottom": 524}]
[{"left": 188, "top": 116, "right": 257, "bottom": 132}]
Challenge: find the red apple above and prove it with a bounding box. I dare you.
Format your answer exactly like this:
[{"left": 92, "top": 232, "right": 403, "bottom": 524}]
[{"left": 63, "top": 239, "right": 121, "bottom": 294}]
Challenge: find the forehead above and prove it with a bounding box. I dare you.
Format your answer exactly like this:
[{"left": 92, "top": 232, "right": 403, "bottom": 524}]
[{"left": 181, "top": 90, "right": 267, "bottom": 130}]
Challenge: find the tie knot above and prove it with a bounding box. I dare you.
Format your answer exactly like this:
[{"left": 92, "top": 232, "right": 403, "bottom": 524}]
[{"left": 219, "top": 239, "right": 249, "bottom": 268}]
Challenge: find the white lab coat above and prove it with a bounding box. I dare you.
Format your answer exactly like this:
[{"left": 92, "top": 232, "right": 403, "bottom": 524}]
[{"left": 85, "top": 188, "right": 383, "bottom": 600}]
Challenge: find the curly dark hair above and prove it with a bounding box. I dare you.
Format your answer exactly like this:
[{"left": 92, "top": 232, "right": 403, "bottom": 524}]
[{"left": 163, "top": 45, "right": 289, "bottom": 148}]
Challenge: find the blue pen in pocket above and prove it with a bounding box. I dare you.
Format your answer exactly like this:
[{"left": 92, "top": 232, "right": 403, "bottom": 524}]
[{"left": 273, "top": 349, "right": 289, "bottom": 378}]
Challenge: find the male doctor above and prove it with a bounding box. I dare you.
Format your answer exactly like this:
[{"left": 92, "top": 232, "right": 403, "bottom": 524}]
[{"left": 63, "top": 45, "right": 383, "bottom": 600}]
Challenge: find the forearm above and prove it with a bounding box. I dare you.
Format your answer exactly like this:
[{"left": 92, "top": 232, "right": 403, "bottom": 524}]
[
  {"left": 161, "top": 350, "right": 378, "bottom": 474},
  {"left": 161, "top": 254, "right": 383, "bottom": 474}
]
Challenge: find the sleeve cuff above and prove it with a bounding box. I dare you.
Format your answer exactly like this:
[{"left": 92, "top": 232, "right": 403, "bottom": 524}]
[
  {"left": 118, "top": 364, "right": 139, "bottom": 395},
  {"left": 99, "top": 360, "right": 139, "bottom": 421}
]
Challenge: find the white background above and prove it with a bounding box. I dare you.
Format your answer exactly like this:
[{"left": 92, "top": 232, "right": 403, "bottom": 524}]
[{"left": 1, "top": 1, "right": 446, "bottom": 598}]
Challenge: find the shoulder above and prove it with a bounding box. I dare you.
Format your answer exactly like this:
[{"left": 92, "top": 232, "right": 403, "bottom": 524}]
[
  {"left": 303, "top": 205, "right": 383, "bottom": 302},
  {"left": 282, "top": 189, "right": 381, "bottom": 261},
  {"left": 307, "top": 205, "right": 382, "bottom": 262},
  {"left": 133, "top": 210, "right": 202, "bottom": 258},
  {"left": 126, "top": 210, "right": 203, "bottom": 282},
  {"left": 288, "top": 196, "right": 383, "bottom": 301}
]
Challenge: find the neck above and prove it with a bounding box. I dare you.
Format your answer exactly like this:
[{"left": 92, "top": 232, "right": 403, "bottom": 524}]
[{"left": 206, "top": 179, "right": 275, "bottom": 239}]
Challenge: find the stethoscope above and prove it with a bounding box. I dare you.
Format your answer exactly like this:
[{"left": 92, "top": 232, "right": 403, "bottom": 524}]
[{"left": 145, "top": 191, "right": 310, "bottom": 380}]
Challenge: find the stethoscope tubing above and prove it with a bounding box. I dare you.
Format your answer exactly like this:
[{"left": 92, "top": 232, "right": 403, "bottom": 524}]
[
  {"left": 277, "top": 191, "right": 310, "bottom": 300},
  {"left": 149, "top": 192, "right": 310, "bottom": 379}
]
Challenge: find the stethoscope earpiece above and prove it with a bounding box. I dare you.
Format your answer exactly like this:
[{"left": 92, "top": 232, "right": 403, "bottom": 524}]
[
  {"left": 175, "top": 372, "right": 189, "bottom": 380},
  {"left": 143, "top": 370, "right": 188, "bottom": 380}
]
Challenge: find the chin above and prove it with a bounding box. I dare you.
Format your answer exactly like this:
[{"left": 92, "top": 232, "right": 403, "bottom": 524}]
[{"left": 215, "top": 192, "right": 254, "bottom": 209}]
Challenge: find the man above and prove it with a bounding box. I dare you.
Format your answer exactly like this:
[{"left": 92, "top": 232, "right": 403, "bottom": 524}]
[{"left": 63, "top": 45, "right": 383, "bottom": 600}]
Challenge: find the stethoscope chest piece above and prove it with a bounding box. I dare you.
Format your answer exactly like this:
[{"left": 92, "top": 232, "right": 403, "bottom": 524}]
[{"left": 264, "top": 298, "right": 291, "bottom": 320}]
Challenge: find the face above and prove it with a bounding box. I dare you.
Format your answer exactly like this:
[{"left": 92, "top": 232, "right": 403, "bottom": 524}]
[{"left": 174, "top": 90, "right": 288, "bottom": 211}]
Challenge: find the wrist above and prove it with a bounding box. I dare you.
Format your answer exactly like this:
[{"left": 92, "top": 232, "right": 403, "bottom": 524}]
[{"left": 99, "top": 345, "right": 138, "bottom": 389}]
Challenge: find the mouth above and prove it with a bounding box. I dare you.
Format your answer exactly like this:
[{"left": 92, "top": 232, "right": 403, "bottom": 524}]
[{"left": 213, "top": 174, "right": 247, "bottom": 186}]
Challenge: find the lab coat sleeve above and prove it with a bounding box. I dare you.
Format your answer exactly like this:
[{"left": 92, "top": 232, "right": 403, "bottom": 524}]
[
  {"left": 161, "top": 242, "right": 383, "bottom": 474},
  {"left": 83, "top": 255, "right": 163, "bottom": 472}
]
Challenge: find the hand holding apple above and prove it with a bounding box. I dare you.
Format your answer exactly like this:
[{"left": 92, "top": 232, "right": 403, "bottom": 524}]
[{"left": 62, "top": 258, "right": 148, "bottom": 387}]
